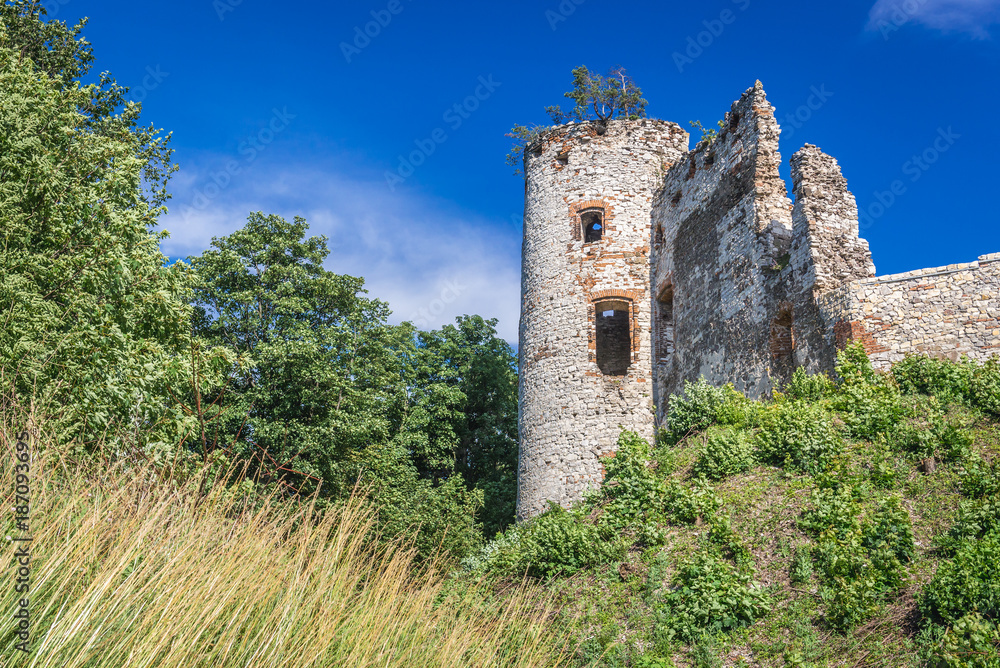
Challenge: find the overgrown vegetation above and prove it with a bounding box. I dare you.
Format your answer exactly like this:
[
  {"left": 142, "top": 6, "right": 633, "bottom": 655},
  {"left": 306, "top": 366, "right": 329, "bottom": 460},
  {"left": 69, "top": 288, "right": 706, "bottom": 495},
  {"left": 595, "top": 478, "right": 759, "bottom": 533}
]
[
  {"left": 506, "top": 65, "right": 648, "bottom": 174},
  {"left": 0, "top": 415, "right": 569, "bottom": 666},
  {"left": 462, "top": 343, "right": 1000, "bottom": 665}
]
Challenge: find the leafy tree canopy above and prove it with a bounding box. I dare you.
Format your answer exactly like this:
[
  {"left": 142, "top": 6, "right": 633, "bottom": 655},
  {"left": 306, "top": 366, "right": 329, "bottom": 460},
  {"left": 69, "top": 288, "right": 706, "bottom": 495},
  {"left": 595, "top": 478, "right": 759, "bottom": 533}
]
[{"left": 0, "top": 18, "right": 193, "bottom": 449}]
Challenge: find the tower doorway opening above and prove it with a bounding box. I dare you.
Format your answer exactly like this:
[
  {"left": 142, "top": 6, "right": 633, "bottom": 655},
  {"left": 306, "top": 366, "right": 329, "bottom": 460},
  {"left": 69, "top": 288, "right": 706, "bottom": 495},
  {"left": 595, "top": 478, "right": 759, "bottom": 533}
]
[{"left": 595, "top": 299, "right": 631, "bottom": 376}]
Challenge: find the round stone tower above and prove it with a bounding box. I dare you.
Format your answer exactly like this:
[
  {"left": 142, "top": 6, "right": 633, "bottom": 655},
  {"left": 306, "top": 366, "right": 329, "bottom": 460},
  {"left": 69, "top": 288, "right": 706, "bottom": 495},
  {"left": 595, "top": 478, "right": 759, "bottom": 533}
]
[{"left": 516, "top": 118, "right": 689, "bottom": 520}]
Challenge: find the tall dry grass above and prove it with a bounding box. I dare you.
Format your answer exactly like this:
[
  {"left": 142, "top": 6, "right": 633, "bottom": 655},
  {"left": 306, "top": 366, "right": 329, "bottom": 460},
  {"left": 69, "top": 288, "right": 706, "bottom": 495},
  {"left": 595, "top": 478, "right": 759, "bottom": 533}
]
[{"left": 0, "top": 414, "right": 569, "bottom": 667}]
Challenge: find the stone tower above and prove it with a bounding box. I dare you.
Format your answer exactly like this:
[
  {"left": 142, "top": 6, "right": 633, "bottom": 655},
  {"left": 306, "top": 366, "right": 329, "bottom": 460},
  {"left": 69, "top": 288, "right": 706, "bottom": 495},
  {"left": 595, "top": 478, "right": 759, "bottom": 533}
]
[{"left": 516, "top": 119, "right": 688, "bottom": 520}]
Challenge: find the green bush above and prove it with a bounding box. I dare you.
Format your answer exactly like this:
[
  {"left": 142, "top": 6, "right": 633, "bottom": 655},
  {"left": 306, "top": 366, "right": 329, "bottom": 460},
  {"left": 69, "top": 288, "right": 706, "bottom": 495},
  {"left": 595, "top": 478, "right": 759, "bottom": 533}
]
[
  {"left": 755, "top": 401, "right": 842, "bottom": 474},
  {"left": 869, "top": 439, "right": 902, "bottom": 489},
  {"left": 925, "top": 613, "right": 1000, "bottom": 668},
  {"left": 891, "top": 353, "right": 1000, "bottom": 419},
  {"left": 653, "top": 552, "right": 770, "bottom": 643},
  {"left": 959, "top": 456, "right": 1000, "bottom": 499},
  {"left": 787, "top": 367, "right": 836, "bottom": 402},
  {"left": 940, "top": 496, "right": 1000, "bottom": 551},
  {"left": 833, "top": 342, "right": 905, "bottom": 441},
  {"left": 663, "top": 478, "right": 722, "bottom": 525},
  {"left": 863, "top": 496, "right": 916, "bottom": 566},
  {"left": 894, "top": 355, "right": 976, "bottom": 406},
  {"left": 921, "top": 530, "right": 1000, "bottom": 627},
  {"left": 973, "top": 359, "right": 1000, "bottom": 418},
  {"left": 836, "top": 382, "right": 905, "bottom": 441},
  {"left": 482, "top": 505, "right": 623, "bottom": 579},
  {"left": 789, "top": 546, "right": 814, "bottom": 584},
  {"left": 663, "top": 379, "right": 727, "bottom": 443},
  {"left": 836, "top": 341, "right": 878, "bottom": 386},
  {"left": 706, "top": 516, "right": 752, "bottom": 569},
  {"left": 599, "top": 431, "right": 664, "bottom": 528},
  {"left": 692, "top": 428, "right": 756, "bottom": 481},
  {"left": 822, "top": 573, "right": 884, "bottom": 632},
  {"left": 715, "top": 384, "right": 762, "bottom": 429},
  {"left": 889, "top": 397, "right": 972, "bottom": 462},
  {"left": 801, "top": 489, "right": 913, "bottom": 630}
]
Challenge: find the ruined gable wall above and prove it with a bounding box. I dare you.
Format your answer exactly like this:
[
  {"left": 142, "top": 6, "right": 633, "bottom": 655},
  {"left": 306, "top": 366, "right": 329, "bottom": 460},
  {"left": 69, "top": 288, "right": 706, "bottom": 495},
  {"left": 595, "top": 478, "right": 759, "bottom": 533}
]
[
  {"left": 789, "top": 145, "right": 877, "bottom": 375},
  {"left": 650, "top": 82, "right": 794, "bottom": 418},
  {"left": 517, "top": 118, "right": 688, "bottom": 520},
  {"left": 820, "top": 255, "right": 1000, "bottom": 370}
]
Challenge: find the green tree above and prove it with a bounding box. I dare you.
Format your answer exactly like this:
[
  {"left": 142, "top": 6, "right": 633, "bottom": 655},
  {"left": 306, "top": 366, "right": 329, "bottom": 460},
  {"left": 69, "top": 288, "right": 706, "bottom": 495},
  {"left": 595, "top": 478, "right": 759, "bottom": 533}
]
[
  {"left": 189, "top": 213, "right": 488, "bottom": 559},
  {"left": 410, "top": 316, "right": 519, "bottom": 537},
  {"left": 188, "top": 212, "right": 408, "bottom": 493},
  {"left": 506, "top": 65, "right": 648, "bottom": 173},
  {"left": 0, "top": 17, "right": 192, "bottom": 450}
]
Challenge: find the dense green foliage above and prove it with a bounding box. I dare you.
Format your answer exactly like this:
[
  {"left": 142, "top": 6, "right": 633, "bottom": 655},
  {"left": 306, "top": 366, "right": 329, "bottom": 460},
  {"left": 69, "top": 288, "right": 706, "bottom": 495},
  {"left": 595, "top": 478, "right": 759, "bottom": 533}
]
[
  {"left": 1, "top": 4, "right": 519, "bottom": 561},
  {"left": 462, "top": 344, "right": 1000, "bottom": 665},
  {"left": 0, "top": 5, "right": 198, "bottom": 450}
]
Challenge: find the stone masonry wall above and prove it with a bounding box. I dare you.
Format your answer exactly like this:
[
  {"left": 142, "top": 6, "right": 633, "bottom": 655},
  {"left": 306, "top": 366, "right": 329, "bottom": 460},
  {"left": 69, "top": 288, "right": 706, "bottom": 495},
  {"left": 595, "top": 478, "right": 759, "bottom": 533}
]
[
  {"left": 789, "top": 145, "right": 877, "bottom": 375},
  {"left": 650, "top": 82, "right": 795, "bottom": 421},
  {"left": 820, "top": 255, "right": 1000, "bottom": 369},
  {"left": 516, "top": 118, "right": 688, "bottom": 520}
]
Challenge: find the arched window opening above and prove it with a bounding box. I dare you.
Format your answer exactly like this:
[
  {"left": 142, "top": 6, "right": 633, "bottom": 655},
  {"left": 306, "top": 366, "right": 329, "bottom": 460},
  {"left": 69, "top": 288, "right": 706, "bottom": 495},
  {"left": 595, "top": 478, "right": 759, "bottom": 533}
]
[
  {"left": 582, "top": 210, "right": 604, "bottom": 243},
  {"left": 656, "top": 287, "right": 674, "bottom": 368},
  {"left": 595, "top": 299, "right": 631, "bottom": 376},
  {"left": 770, "top": 303, "right": 794, "bottom": 367}
]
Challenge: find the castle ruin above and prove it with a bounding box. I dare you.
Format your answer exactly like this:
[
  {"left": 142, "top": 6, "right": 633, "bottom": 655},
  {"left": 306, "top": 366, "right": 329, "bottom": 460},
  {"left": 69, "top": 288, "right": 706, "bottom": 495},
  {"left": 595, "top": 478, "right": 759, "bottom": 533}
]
[{"left": 516, "top": 81, "right": 1000, "bottom": 520}]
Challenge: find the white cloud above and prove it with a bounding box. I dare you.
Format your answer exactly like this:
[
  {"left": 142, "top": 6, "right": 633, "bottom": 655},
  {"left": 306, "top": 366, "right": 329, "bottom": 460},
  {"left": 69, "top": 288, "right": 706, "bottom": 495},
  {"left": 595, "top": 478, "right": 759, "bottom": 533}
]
[
  {"left": 159, "top": 156, "right": 523, "bottom": 342},
  {"left": 867, "top": 0, "right": 1000, "bottom": 37}
]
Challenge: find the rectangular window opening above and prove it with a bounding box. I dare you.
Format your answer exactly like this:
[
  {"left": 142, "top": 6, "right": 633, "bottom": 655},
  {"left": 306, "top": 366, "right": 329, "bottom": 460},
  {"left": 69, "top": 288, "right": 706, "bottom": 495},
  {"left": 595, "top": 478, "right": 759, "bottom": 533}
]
[{"left": 595, "top": 300, "right": 631, "bottom": 376}]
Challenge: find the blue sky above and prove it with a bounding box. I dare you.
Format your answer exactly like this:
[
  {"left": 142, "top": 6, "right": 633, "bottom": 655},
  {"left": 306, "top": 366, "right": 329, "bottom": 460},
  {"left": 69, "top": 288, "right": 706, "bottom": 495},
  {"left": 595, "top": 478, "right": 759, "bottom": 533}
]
[{"left": 62, "top": 0, "right": 1000, "bottom": 341}]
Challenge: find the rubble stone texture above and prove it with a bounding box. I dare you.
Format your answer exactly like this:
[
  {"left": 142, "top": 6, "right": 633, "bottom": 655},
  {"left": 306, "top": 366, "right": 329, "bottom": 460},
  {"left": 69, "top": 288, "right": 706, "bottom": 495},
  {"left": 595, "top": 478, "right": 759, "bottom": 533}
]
[{"left": 516, "top": 82, "right": 999, "bottom": 520}]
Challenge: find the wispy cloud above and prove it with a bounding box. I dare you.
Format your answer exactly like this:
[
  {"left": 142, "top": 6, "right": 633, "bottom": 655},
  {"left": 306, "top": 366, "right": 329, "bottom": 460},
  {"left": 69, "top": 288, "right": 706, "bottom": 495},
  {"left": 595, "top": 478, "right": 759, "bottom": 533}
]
[
  {"left": 159, "top": 157, "right": 523, "bottom": 341},
  {"left": 867, "top": 0, "right": 1000, "bottom": 37}
]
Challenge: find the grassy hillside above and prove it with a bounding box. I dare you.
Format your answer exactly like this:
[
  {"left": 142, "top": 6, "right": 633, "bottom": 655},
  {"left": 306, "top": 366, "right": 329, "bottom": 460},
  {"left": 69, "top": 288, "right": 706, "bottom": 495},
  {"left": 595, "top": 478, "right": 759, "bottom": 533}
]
[
  {"left": 0, "top": 413, "right": 568, "bottom": 668},
  {"left": 461, "top": 346, "right": 1000, "bottom": 667}
]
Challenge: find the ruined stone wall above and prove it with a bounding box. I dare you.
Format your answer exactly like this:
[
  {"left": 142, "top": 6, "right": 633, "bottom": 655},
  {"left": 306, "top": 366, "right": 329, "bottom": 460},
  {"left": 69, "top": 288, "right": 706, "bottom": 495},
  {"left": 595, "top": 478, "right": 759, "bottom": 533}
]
[
  {"left": 819, "top": 255, "right": 1000, "bottom": 369},
  {"left": 516, "top": 80, "right": 999, "bottom": 521},
  {"left": 516, "top": 118, "right": 688, "bottom": 520},
  {"left": 788, "top": 145, "right": 877, "bottom": 375},
  {"left": 650, "top": 82, "right": 795, "bottom": 420}
]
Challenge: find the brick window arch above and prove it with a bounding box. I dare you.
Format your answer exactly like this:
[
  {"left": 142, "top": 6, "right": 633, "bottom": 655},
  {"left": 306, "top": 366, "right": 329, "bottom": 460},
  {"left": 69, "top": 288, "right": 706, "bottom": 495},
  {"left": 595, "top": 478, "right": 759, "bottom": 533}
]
[
  {"left": 582, "top": 209, "right": 604, "bottom": 243},
  {"left": 589, "top": 289, "right": 642, "bottom": 376},
  {"left": 595, "top": 299, "right": 631, "bottom": 376},
  {"left": 569, "top": 200, "right": 615, "bottom": 243}
]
